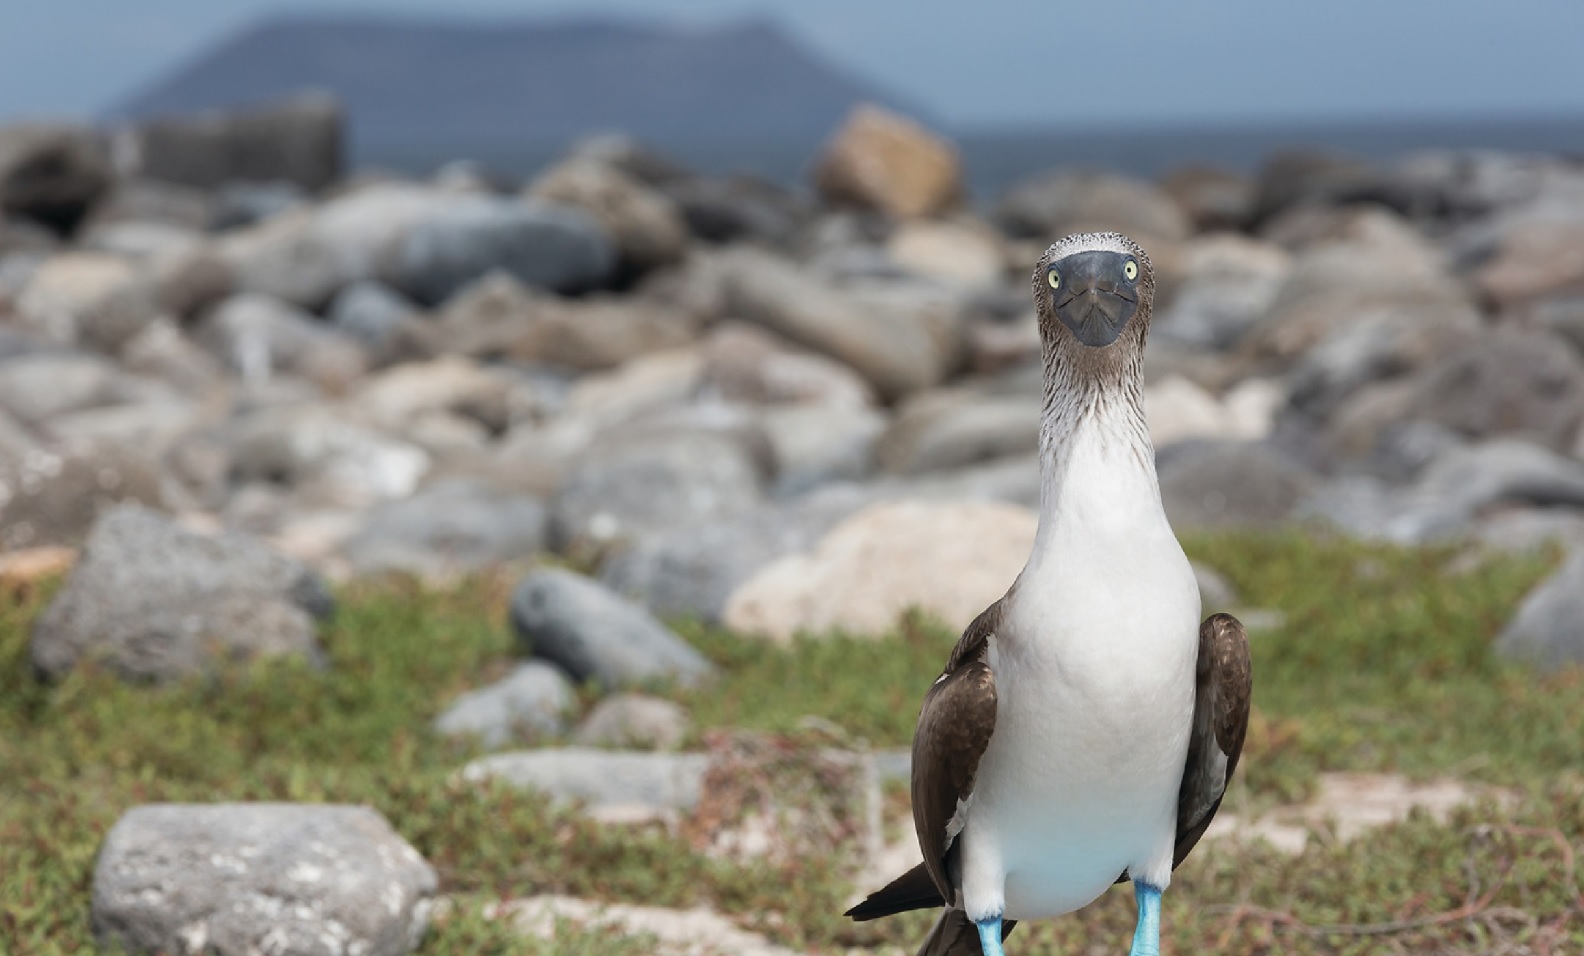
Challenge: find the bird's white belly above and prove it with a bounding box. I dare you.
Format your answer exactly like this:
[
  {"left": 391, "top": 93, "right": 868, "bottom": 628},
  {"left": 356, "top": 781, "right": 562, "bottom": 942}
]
[{"left": 958, "top": 516, "right": 1199, "bottom": 920}]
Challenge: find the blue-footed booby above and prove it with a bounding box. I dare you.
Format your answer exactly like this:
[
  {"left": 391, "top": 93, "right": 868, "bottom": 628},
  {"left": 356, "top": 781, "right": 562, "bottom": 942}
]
[{"left": 845, "top": 233, "right": 1253, "bottom": 956}]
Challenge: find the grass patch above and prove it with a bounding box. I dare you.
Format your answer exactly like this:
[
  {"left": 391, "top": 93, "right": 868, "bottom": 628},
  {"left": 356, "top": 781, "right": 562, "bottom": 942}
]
[{"left": 2, "top": 533, "right": 1581, "bottom": 954}]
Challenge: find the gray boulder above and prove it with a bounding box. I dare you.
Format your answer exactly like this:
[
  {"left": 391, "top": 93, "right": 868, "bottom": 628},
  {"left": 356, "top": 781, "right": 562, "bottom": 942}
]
[
  {"left": 1158, "top": 440, "right": 1318, "bottom": 530},
  {"left": 1242, "top": 216, "right": 1469, "bottom": 364},
  {"left": 92, "top": 803, "right": 435, "bottom": 956},
  {"left": 758, "top": 404, "right": 887, "bottom": 495},
  {"left": 599, "top": 487, "right": 871, "bottom": 623},
  {"left": 1289, "top": 305, "right": 1480, "bottom": 421},
  {"left": 1418, "top": 439, "right": 1584, "bottom": 512},
  {"left": 393, "top": 194, "right": 615, "bottom": 305},
  {"left": 196, "top": 293, "right": 369, "bottom": 390},
  {"left": 876, "top": 387, "right": 1042, "bottom": 475},
  {"left": 342, "top": 478, "right": 548, "bottom": 579},
  {"left": 327, "top": 280, "right": 421, "bottom": 358},
  {"left": 510, "top": 568, "right": 716, "bottom": 689},
  {"left": 1152, "top": 235, "right": 1290, "bottom": 350},
  {"left": 216, "top": 182, "right": 452, "bottom": 308},
  {"left": 716, "top": 248, "right": 964, "bottom": 401},
  {"left": 573, "top": 694, "right": 691, "bottom": 751},
  {"left": 30, "top": 505, "right": 333, "bottom": 682},
  {"left": 462, "top": 748, "right": 710, "bottom": 818},
  {"left": 125, "top": 93, "right": 344, "bottom": 191},
  {"left": 0, "top": 123, "right": 112, "bottom": 232},
  {"left": 1496, "top": 552, "right": 1584, "bottom": 671},
  {"left": 550, "top": 428, "right": 766, "bottom": 551},
  {"left": 434, "top": 661, "right": 576, "bottom": 749},
  {"left": 1403, "top": 329, "right": 1584, "bottom": 453},
  {"left": 0, "top": 350, "right": 159, "bottom": 428},
  {"left": 1302, "top": 439, "right": 1584, "bottom": 544}
]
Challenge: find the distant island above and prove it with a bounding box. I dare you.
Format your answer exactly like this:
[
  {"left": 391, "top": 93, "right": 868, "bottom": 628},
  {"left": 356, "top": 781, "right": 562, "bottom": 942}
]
[
  {"left": 104, "top": 13, "right": 1584, "bottom": 193},
  {"left": 109, "top": 15, "right": 924, "bottom": 172}
]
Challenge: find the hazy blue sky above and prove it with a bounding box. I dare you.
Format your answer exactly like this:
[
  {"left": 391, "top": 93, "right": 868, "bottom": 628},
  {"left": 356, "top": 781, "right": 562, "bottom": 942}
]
[{"left": 6, "top": 0, "right": 1584, "bottom": 129}]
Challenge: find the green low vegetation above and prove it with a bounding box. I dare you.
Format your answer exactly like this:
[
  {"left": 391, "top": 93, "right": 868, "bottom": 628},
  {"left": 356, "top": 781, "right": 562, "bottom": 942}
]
[{"left": 2, "top": 533, "right": 1581, "bottom": 954}]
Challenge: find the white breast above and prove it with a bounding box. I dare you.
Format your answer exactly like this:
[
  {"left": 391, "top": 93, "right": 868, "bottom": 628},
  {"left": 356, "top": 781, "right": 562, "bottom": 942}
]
[{"left": 957, "top": 421, "right": 1200, "bottom": 921}]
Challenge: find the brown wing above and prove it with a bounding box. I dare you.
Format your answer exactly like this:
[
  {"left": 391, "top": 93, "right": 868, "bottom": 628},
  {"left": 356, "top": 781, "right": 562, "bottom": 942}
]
[
  {"left": 845, "top": 599, "right": 1005, "bottom": 920},
  {"left": 1171, "top": 612, "right": 1252, "bottom": 868}
]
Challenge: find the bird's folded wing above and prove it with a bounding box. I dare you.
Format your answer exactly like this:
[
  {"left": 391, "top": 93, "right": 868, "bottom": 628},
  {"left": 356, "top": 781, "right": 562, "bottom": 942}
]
[
  {"left": 911, "top": 602, "right": 1003, "bottom": 901},
  {"left": 845, "top": 600, "right": 1005, "bottom": 921},
  {"left": 1172, "top": 611, "right": 1252, "bottom": 868}
]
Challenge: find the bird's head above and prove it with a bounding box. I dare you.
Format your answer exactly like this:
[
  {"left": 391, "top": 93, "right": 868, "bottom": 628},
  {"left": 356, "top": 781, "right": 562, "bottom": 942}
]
[{"left": 1032, "top": 232, "right": 1154, "bottom": 359}]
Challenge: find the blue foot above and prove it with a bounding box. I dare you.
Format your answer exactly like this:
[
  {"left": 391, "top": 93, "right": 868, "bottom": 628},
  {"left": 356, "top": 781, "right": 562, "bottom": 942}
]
[
  {"left": 975, "top": 915, "right": 1005, "bottom": 956},
  {"left": 1129, "top": 883, "right": 1162, "bottom": 956}
]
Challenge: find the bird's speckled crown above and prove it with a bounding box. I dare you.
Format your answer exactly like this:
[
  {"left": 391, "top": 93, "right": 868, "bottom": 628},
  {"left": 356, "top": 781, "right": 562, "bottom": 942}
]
[{"left": 1034, "top": 231, "right": 1151, "bottom": 272}]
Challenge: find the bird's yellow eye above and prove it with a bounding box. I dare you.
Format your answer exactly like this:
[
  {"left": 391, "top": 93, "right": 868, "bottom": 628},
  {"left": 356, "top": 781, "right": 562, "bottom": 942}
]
[
  {"left": 1123, "top": 259, "right": 1139, "bottom": 281},
  {"left": 1047, "top": 270, "right": 1060, "bottom": 289}
]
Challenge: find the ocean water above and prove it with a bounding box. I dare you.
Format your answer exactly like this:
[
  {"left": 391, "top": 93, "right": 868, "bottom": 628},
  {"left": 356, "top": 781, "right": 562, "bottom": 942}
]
[{"left": 363, "top": 113, "right": 1584, "bottom": 202}]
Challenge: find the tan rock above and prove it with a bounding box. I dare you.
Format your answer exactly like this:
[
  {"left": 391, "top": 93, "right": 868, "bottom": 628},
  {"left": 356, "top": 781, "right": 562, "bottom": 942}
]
[
  {"left": 14, "top": 252, "right": 137, "bottom": 343},
  {"left": 812, "top": 104, "right": 961, "bottom": 219},
  {"left": 723, "top": 499, "right": 1036, "bottom": 642},
  {"left": 352, "top": 356, "right": 517, "bottom": 434},
  {"left": 0, "top": 546, "right": 76, "bottom": 589},
  {"left": 432, "top": 272, "right": 699, "bottom": 369},
  {"left": 701, "top": 324, "right": 874, "bottom": 408},
  {"left": 1476, "top": 219, "right": 1584, "bottom": 308},
  {"left": 563, "top": 346, "right": 707, "bottom": 428},
  {"left": 886, "top": 219, "right": 1006, "bottom": 287}
]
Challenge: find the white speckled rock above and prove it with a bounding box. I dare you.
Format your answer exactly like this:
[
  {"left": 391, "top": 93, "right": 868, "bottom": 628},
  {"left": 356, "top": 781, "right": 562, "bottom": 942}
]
[{"left": 92, "top": 803, "right": 436, "bottom": 956}]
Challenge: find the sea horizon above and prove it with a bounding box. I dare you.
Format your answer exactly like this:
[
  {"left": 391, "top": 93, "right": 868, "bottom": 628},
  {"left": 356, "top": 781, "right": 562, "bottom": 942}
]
[{"left": 360, "top": 110, "right": 1584, "bottom": 201}]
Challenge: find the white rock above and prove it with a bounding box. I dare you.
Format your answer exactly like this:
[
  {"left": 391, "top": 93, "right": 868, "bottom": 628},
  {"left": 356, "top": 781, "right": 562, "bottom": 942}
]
[
  {"left": 723, "top": 499, "right": 1037, "bottom": 642},
  {"left": 886, "top": 219, "right": 1006, "bottom": 288},
  {"left": 1146, "top": 375, "right": 1283, "bottom": 446}
]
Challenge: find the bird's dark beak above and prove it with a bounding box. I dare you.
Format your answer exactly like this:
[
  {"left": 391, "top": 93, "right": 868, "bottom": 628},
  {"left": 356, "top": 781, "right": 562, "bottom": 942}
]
[{"left": 1051, "top": 251, "right": 1139, "bottom": 348}]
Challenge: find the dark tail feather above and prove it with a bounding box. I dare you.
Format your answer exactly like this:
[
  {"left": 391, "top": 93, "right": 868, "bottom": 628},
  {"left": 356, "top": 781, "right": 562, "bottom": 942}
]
[
  {"left": 916, "top": 909, "right": 1018, "bottom": 956},
  {"left": 845, "top": 863, "right": 945, "bottom": 921}
]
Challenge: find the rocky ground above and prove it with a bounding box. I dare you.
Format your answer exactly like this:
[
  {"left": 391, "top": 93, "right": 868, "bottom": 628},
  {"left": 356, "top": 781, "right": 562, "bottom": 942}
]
[{"left": 4, "top": 100, "right": 1584, "bottom": 954}]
